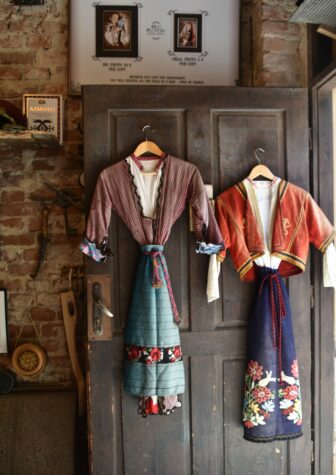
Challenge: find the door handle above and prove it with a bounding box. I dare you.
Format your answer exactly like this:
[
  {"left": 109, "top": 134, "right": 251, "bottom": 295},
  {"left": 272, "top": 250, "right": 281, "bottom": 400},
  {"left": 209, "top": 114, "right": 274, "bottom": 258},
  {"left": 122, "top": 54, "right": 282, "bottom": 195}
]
[
  {"left": 93, "top": 282, "right": 113, "bottom": 336},
  {"left": 87, "top": 274, "right": 113, "bottom": 341}
]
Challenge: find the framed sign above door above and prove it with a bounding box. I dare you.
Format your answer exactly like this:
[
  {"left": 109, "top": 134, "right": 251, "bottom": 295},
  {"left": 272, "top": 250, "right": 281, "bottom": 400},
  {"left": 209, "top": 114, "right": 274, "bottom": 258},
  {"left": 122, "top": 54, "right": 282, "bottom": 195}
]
[{"left": 69, "top": 0, "right": 240, "bottom": 94}]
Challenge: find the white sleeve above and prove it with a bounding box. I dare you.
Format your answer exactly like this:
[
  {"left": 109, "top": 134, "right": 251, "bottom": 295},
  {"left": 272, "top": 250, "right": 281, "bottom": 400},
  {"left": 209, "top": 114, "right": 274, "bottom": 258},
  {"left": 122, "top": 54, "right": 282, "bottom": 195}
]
[
  {"left": 323, "top": 243, "right": 336, "bottom": 287},
  {"left": 207, "top": 254, "right": 221, "bottom": 302}
]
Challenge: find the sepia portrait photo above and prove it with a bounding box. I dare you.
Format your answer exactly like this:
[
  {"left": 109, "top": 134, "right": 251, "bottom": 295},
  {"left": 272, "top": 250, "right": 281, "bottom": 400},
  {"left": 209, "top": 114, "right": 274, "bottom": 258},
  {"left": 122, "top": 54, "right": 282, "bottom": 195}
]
[
  {"left": 96, "top": 5, "right": 138, "bottom": 58},
  {"left": 174, "top": 14, "right": 202, "bottom": 53}
]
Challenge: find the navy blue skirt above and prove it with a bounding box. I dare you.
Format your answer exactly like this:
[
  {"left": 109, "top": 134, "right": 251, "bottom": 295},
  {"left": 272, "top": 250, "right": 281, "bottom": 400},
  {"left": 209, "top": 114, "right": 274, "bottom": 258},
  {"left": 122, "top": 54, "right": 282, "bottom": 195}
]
[{"left": 243, "top": 267, "right": 303, "bottom": 442}]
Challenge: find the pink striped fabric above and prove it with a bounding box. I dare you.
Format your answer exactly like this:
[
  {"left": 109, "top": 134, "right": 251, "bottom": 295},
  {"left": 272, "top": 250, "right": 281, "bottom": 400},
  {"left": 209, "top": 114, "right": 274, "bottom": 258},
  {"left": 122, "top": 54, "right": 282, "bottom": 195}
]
[{"left": 86, "top": 155, "right": 223, "bottom": 251}]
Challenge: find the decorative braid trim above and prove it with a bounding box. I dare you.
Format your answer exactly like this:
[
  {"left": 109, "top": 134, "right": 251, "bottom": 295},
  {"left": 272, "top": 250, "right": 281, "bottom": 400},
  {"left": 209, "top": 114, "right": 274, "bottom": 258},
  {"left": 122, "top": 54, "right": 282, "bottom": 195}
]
[
  {"left": 273, "top": 251, "right": 306, "bottom": 271},
  {"left": 238, "top": 258, "right": 254, "bottom": 277},
  {"left": 237, "top": 253, "right": 263, "bottom": 278},
  {"left": 235, "top": 182, "right": 247, "bottom": 199},
  {"left": 279, "top": 180, "right": 288, "bottom": 201},
  {"left": 244, "top": 431, "right": 303, "bottom": 443},
  {"left": 319, "top": 231, "right": 336, "bottom": 254}
]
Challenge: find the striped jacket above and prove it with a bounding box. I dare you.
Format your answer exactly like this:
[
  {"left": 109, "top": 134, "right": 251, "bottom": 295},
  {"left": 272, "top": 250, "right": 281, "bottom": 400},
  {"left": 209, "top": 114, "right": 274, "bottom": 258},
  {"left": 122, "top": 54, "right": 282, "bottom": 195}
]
[
  {"left": 83, "top": 155, "right": 224, "bottom": 259},
  {"left": 216, "top": 179, "right": 335, "bottom": 281}
]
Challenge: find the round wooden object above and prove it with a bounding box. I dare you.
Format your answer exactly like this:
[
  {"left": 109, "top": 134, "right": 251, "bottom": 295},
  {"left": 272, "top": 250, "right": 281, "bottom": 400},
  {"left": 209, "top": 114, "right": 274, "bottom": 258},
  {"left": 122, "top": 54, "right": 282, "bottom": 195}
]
[{"left": 12, "top": 343, "right": 46, "bottom": 377}]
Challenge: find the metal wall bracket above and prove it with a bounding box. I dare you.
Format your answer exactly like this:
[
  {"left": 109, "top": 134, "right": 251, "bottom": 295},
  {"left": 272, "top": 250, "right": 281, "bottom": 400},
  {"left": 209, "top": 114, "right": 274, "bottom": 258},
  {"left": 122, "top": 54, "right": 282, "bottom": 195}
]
[{"left": 87, "top": 274, "right": 113, "bottom": 341}]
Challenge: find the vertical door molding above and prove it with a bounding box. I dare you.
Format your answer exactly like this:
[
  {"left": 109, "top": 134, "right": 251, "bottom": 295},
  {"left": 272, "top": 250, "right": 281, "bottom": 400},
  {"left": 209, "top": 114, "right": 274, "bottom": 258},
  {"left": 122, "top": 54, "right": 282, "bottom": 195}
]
[{"left": 312, "top": 70, "right": 336, "bottom": 475}]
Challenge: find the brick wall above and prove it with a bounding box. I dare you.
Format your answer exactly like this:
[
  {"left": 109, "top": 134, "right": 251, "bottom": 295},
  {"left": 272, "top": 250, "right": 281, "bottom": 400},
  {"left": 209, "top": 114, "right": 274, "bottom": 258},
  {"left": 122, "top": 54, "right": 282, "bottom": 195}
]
[
  {"left": 0, "top": 0, "right": 83, "bottom": 384},
  {"left": 0, "top": 0, "right": 307, "bottom": 386},
  {"left": 241, "top": 0, "right": 307, "bottom": 87}
]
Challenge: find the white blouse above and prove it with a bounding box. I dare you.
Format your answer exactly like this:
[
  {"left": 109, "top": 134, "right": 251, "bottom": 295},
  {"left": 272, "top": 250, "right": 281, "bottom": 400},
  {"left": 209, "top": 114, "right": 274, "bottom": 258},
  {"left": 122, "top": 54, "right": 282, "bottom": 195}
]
[
  {"left": 207, "top": 178, "right": 336, "bottom": 302},
  {"left": 126, "top": 156, "right": 162, "bottom": 218}
]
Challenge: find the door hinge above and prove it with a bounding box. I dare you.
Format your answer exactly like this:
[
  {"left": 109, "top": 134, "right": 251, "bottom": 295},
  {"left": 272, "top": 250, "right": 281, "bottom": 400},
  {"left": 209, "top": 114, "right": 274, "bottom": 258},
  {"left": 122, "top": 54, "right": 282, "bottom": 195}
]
[
  {"left": 311, "top": 440, "right": 315, "bottom": 463},
  {"left": 310, "top": 285, "right": 315, "bottom": 309},
  {"left": 309, "top": 127, "right": 313, "bottom": 151}
]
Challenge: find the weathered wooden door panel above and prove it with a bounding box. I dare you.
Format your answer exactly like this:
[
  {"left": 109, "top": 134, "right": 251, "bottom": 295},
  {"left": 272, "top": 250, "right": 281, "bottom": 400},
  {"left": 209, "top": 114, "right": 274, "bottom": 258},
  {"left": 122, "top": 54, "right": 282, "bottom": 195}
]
[{"left": 84, "top": 86, "right": 313, "bottom": 475}]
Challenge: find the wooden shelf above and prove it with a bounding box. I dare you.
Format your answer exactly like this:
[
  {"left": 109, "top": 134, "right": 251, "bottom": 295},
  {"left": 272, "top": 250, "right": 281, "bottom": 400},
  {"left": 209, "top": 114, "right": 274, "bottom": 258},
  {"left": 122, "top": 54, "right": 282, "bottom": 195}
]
[{"left": 0, "top": 130, "right": 60, "bottom": 149}]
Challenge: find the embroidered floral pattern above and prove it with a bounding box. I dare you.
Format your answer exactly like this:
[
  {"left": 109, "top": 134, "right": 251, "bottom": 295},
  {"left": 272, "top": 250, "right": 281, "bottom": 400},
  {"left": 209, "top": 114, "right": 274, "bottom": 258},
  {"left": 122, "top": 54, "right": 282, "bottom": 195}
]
[
  {"left": 244, "top": 359, "right": 302, "bottom": 429},
  {"left": 247, "top": 360, "right": 263, "bottom": 381},
  {"left": 138, "top": 395, "right": 182, "bottom": 417},
  {"left": 278, "top": 360, "right": 302, "bottom": 426},
  {"left": 243, "top": 360, "right": 276, "bottom": 428},
  {"left": 252, "top": 386, "right": 272, "bottom": 404},
  {"left": 125, "top": 344, "right": 182, "bottom": 365}
]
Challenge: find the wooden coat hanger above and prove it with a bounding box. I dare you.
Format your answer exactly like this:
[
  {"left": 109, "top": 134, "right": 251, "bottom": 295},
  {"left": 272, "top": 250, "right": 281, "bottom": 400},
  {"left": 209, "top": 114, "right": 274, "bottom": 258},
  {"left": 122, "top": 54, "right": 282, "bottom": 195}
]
[
  {"left": 133, "top": 125, "right": 164, "bottom": 158},
  {"left": 248, "top": 148, "right": 275, "bottom": 181}
]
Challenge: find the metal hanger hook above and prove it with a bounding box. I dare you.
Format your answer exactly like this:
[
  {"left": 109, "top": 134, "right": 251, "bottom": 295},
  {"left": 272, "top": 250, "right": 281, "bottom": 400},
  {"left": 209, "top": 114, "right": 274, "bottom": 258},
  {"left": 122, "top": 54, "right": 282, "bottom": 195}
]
[
  {"left": 254, "top": 147, "right": 265, "bottom": 164},
  {"left": 142, "top": 124, "right": 156, "bottom": 141}
]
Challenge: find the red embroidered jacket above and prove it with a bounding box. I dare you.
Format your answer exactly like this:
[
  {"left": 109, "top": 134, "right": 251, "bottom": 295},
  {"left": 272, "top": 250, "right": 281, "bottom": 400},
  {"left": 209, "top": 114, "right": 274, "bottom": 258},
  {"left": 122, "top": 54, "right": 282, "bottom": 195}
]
[{"left": 216, "top": 179, "right": 335, "bottom": 282}]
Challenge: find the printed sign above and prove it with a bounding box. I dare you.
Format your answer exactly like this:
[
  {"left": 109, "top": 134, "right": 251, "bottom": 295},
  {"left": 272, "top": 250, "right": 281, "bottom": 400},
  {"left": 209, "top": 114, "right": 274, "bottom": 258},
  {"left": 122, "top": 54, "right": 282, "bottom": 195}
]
[
  {"left": 69, "top": 0, "right": 239, "bottom": 94},
  {"left": 23, "top": 94, "right": 63, "bottom": 144}
]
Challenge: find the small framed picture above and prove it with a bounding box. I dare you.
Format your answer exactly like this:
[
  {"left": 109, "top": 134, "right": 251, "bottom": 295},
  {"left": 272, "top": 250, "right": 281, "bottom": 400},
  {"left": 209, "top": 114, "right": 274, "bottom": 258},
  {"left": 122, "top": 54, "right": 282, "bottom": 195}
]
[
  {"left": 95, "top": 5, "right": 138, "bottom": 58},
  {"left": 0, "top": 289, "right": 8, "bottom": 354},
  {"left": 23, "top": 94, "right": 63, "bottom": 144},
  {"left": 174, "top": 13, "right": 202, "bottom": 53}
]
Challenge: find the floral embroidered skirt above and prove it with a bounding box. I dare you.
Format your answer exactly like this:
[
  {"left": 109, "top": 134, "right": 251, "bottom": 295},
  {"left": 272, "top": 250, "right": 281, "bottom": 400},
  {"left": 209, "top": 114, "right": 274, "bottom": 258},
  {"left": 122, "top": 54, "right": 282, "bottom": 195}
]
[
  {"left": 243, "top": 267, "right": 303, "bottom": 442},
  {"left": 123, "top": 244, "right": 184, "bottom": 416}
]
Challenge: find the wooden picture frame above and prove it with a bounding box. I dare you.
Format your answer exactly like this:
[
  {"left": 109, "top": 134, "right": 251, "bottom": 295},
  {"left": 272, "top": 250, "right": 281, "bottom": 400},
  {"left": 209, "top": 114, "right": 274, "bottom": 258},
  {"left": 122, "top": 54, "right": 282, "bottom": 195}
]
[
  {"left": 174, "top": 13, "right": 202, "bottom": 53},
  {"left": 95, "top": 5, "right": 139, "bottom": 58},
  {"left": 0, "top": 289, "right": 8, "bottom": 354}
]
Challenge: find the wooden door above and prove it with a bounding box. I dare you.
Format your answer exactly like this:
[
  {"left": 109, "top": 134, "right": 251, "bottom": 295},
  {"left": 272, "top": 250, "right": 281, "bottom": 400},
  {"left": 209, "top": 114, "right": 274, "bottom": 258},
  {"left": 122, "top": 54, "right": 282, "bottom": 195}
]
[
  {"left": 312, "top": 69, "right": 336, "bottom": 475},
  {"left": 83, "top": 86, "right": 319, "bottom": 475}
]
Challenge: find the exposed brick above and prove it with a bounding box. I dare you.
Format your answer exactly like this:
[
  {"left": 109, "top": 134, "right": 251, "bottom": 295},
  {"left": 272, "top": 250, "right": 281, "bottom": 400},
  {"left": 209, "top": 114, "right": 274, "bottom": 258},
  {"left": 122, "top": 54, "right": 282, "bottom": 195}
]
[
  {"left": 17, "top": 324, "right": 41, "bottom": 339},
  {"left": 26, "top": 35, "right": 52, "bottom": 49},
  {"left": 0, "top": 51, "right": 35, "bottom": 65},
  {"left": 30, "top": 306, "right": 56, "bottom": 321},
  {"left": 0, "top": 202, "right": 38, "bottom": 216},
  {"left": 40, "top": 22, "right": 67, "bottom": 35},
  {"left": 0, "top": 217, "right": 23, "bottom": 228},
  {"left": 0, "top": 33, "right": 23, "bottom": 48},
  {"left": 40, "top": 322, "right": 65, "bottom": 338},
  {"left": 7, "top": 263, "right": 36, "bottom": 276},
  {"left": 0, "top": 159, "right": 25, "bottom": 172},
  {"left": 0, "top": 278, "right": 24, "bottom": 291},
  {"left": 31, "top": 160, "right": 55, "bottom": 171},
  {"left": 23, "top": 249, "right": 39, "bottom": 261},
  {"left": 7, "top": 18, "right": 26, "bottom": 33},
  {"left": 262, "top": 22, "right": 301, "bottom": 38},
  {"left": 261, "top": 5, "right": 294, "bottom": 21},
  {"left": 263, "top": 37, "right": 294, "bottom": 54},
  {"left": 9, "top": 294, "right": 35, "bottom": 312},
  {"left": 24, "top": 67, "right": 51, "bottom": 81},
  {"left": 42, "top": 338, "right": 67, "bottom": 356},
  {"left": 1, "top": 191, "right": 25, "bottom": 202},
  {"left": 36, "top": 293, "right": 60, "bottom": 307},
  {"left": 0, "top": 66, "right": 22, "bottom": 80},
  {"left": 0, "top": 234, "right": 35, "bottom": 246}
]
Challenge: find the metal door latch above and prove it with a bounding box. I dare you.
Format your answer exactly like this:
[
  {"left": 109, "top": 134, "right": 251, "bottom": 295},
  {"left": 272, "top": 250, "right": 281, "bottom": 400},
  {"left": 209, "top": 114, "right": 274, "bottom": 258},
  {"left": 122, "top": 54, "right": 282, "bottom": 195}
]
[
  {"left": 87, "top": 274, "right": 113, "bottom": 341},
  {"left": 93, "top": 282, "right": 113, "bottom": 335}
]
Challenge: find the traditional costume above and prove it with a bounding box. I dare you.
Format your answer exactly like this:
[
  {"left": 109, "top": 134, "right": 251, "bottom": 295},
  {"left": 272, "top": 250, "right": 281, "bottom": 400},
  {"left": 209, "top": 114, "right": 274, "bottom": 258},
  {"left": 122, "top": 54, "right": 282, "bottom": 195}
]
[
  {"left": 214, "top": 177, "right": 336, "bottom": 442},
  {"left": 81, "top": 154, "right": 223, "bottom": 416}
]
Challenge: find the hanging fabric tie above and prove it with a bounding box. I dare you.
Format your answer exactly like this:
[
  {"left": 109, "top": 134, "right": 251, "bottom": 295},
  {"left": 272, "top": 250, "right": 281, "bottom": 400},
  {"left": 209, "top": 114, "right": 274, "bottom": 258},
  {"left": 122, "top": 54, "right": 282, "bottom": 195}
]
[
  {"left": 259, "top": 273, "right": 287, "bottom": 382},
  {"left": 142, "top": 247, "right": 180, "bottom": 325}
]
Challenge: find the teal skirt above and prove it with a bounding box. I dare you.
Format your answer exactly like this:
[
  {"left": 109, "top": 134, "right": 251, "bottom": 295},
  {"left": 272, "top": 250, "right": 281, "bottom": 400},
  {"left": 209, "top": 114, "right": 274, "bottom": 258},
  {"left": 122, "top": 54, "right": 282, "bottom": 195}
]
[{"left": 123, "top": 245, "right": 185, "bottom": 398}]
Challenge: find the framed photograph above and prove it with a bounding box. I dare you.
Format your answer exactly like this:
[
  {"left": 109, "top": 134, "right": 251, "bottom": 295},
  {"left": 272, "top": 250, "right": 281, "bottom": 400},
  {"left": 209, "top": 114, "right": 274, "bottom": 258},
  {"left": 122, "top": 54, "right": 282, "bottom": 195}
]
[
  {"left": 174, "top": 13, "right": 202, "bottom": 53},
  {"left": 95, "top": 5, "right": 139, "bottom": 58},
  {"left": 0, "top": 289, "right": 8, "bottom": 354},
  {"left": 23, "top": 94, "right": 63, "bottom": 144}
]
